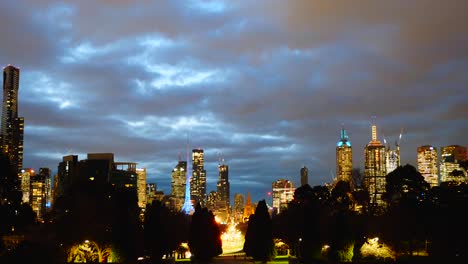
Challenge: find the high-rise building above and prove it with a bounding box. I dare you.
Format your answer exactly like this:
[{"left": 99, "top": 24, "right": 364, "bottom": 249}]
[
  {"left": 233, "top": 193, "right": 245, "bottom": 222},
  {"left": 364, "top": 123, "right": 387, "bottom": 209},
  {"left": 216, "top": 161, "right": 230, "bottom": 209},
  {"left": 136, "top": 168, "right": 147, "bottom": 209},
  {"left": 146, "top": 183, "right": 157, "bottom": 205},
  {"left": 271, "top": 179, "right": 295, "bottom": 215},
  {"left": 1, "top": 65, "right": 24, "bottom": 177},
  {"left": 20, "top": 168, "right": 35, "bottom": 203},
  {"left": 300, "top": 166, "right": 308, "bottom": 186},
  {"left": 417, "top": 145, "right": 438, "bottom": 187},
  {"left": 440, "top": 145, "right": 467, "bottom": 184},
  {"left": 190, "top": 148, "right": 206, "bottom": 205},
  {"left": 171, "top": 160, "right": 187, "bottom": 211},
  {"left": 30, "top": 168, "right": 49, "bottom": 221},
  {"left": 336, "top": 127, "right": 352, "bottom": 184}
]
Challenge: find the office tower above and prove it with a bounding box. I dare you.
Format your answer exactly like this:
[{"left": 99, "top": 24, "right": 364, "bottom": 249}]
[
  {"left": 300, "top": 166, "right": 308, "bottom": 186},
  {"left": 30, "top": 168, "right": 49, "bottom": 221},
  {"left": 171, "top": 160, "right": 187, "bottom": 211},
  {"left": 440, "top": 145, "right": 468, "bottom": 184},
  {"left": 216, "top": 161, "right": 230, "bottom": 209},
  {"left": 146, "top": 183, "right": 157, "bottom": 205},
  {"left": 385, "top": 131, "right": 402, "bottom": 174},
  {"left": 190, "top": 148, "right": 206, "bottom": 205},
  {"left": 20, "top": 168, "right": 35, "bottom": 203},
  {"left": 55, "top": 155, "right": 80, "bottom": 203},
  {"left": 417, "top": 145, "right": 439, "bottom": 187},
  {"left": 364, "top": 123, "right": 387, "bottom": 209},
  {"left": 336, "top": 127, "right": 352, "bottom": 184},
  {"left": 136, "top": 168, "right": 147, "bottom": 209},
  {"left": 233, "top": 193, "right": 245, "bottom": 222},
  {"left": 1, "top": 65, "right": 24, "bottom": 176},
  {"left": 271, "top": 179, "right": 295, "bottom": 215}
]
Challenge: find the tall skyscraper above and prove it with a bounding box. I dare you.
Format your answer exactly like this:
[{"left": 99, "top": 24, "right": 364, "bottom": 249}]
[
  {"left": 1, "top": 65, "right": 24, "bottom": 175},
  {"left": 190, "top": 148, "right": 206, "bottom": 205},
  {"left": 31, "top": 168, "right": 49, "bottom": 221},
  {"left": 136, "top": 168, "right": 147, "bottom": 209},
  {"left": 440, "top": 145, "right": 467, "bottom": 184},
  {"left": 336, "top": 127, "right": 352, "bottom": 184},
  {"left": 364, "top": 123, "right": 387, "bottom": 209},
  {"left": 417, "top": 145, "right": 439, "bottom": 187},
  {"left": 271, "top": 179, "right": 295, "bottom": 215},
  {"left": 216, "top": 160, "right": 230, "bottom": 209},
  {"left": 171, "top": 160, "right": 187, "bottom": 211},
  {"left": 300, "top": 166, "right": 308, "bottom": 186},
  {"left": 20, "top": 168, "right": 35, "bottom": 203}
]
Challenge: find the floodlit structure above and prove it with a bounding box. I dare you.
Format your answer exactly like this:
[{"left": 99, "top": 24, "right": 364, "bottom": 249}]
[
  {"left": 182, "top": 145, "right": 195, "bottom": 214},
  {"left": 30, "top": 168, "right": 49, "bottom": 221},
  {"left": 364, "top": 122, "right": 387, "bottom": 209},
  {"left": 20, "top": 168, "right": 34, "bottom": 203},
  {"left": 417, "top": 145, "right": 439, "bottom": 187},
  {"left": 336, "top": 127, "right": 352, "bottom": 184},
  {"left": 136, "top": 168, "right": 147, "bottom": 209},
  {"left": 171, "top": 160, "right": 187, "bottom": 211},
  {"left": 190, "top": 148, "right": 206, "bottom": 205}
]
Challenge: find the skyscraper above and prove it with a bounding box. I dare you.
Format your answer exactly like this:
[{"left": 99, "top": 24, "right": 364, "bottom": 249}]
[
  {"left": 216, "top": 160, "right": 230, "bottom": 209},
  {"left": 417, "top": 145, "right": 438, "bottom": 187},
  {"left": 171, "top": 160, "right": 187, "bottom": 211},
  {"left": 136, "top": 168, "right": 147, "bottom": 209},
  {"left": 31, "top": 168, "right": 49, "bottom": 221},
  {"left": 271, "top": 179, "right": 295, "bottom": 215},
  {"left": 190, "top": 148, "right": 206, "bottom": 205},
  {"left": 336, "top": 127, "right": 352, "bottom": 184},
  {"left": 20, "top": 168, "right": 35, "bottom": 203},
  {"left": 364, "top": 123, "right": 387, "bottom": 209},
  {"left": 440, "top": 145, "right": 467, "bottom": 184},
  {"left": 1, "top": 65, "right": 24, "bottom": 175},
  {"left": 300, "top": 166, "right": 308, "bottom": 186}
]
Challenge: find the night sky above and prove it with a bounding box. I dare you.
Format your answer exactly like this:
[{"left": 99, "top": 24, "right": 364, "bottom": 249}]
[{"left": 1, "top": 0, "right": 467, "bottom": 203}]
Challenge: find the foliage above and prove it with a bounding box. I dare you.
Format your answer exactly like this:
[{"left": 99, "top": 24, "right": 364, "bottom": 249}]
[
  {"left": 189, "top": 203, "right": 222, "bottom": 262},
  {"left": 243, "top": 200, "right": 276, "bottom": 262}
]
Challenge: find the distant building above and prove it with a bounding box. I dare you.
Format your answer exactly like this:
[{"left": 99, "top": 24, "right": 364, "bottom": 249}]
[
  {"left": 440, "top": 145, "right": 467, "bottom": 184},
  {"left": 1, "top": 65, "right": 24, "bottom": 176},
  {"left": 300, "top": 166, "right": 308, "bottom": 186},
  {"left": 272, "top": 179, "right": 295, "bottom": 215},
  {"left": 20, "top": 168, "right": 35, "bottom": 203},
  {"left": 30, "top": 168, "right": 49, "bottom": 221},
  {"left": 336, "top": 127, "right": 352, "bottom": 184},
  {"left": 216, "top": 162, "right": 230, "bottom": 209},
  {"left": 233, "top": 193, "right": 245, "bottom": 222},
  {"left": 242, "top": 192, "right": 255, "bottom": 222},
  {"left": 417, "top": 145, "right": 439, "bottom": 187},
  {"left": 136, "top": 168, "right": 147, "bottom": 209},
  {"left": 171, "top": 160, "right": 187, "bottom": 211},
  {"left": 364, "top": 123, "right": 386, "bottom": 209},
  {"left": 191, "top": 149, "right": 206, "bottom": 205},
  {"left": 146, "top": 183, "right": 157, "bottom": 205}
]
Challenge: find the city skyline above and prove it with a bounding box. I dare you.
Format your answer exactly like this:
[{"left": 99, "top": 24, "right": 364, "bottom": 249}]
[{"left": 1, "top": 1, "right": 468, "bottom": 203}]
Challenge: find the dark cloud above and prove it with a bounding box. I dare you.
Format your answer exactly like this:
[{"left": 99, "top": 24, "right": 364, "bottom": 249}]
[{"left": 2, "top": 0, "right": 467, "bottom": 203}]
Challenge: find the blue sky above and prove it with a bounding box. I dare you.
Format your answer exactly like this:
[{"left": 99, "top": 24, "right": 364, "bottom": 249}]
[{"left": 1, "top": 0, "right": 467, "bottom": 203}]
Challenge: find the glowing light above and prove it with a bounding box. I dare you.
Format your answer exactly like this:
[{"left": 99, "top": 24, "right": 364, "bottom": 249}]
[
  {"left": 360, "top": 237, "right": 395, "bottom": 261},
  {"left": 221, "top": 224, "right": 244, "bottom": 255}
]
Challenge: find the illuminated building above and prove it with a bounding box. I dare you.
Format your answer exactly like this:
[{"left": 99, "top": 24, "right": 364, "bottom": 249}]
[
  {"left": 171, "top": 160, "right": 187, "bottom": 211},
  {"left": 364, "top": 123, "right": 387, "bottom": 209},
  {"left": 146, "top": 183, "right": 157, "bottom": 205},
  {"left": 300, "top": 166, "right": 308, "bottom": 186},
  {"left": 440, "top": 145, "right": 467, "bottom": 184},
  {"left": 384, "top": 131, "right": 402, "bottom": 173},
  {"left": 1, "top": 65, "right": 24, "bottom": 183},
  {"left": 20, "top": 168, "right": 35, "bottom": 203},
  {"left": 30, "top": 168, "right": 49, "bottom": 221},
  {"left": 217, "top": 161, "right": 230, "bottom": 209},
  {"left": 190, "top": 148, "right": 206, "bottom": 205},
  {"left": 417, "top": 145, "right": 439, "bottom": 187},
  {"left": 233, "top": 193, "right": 244, "bottom": 222},
  {"left": 272, "top": 179, "right": 295, "bottom": 214},
  {"left": 336, "top": 127, "right": 352, "bottom": 184},
  {"left": 182, "top": 143, "right": 195, "bottom": 214},
  {"left": 136, "top": 168, "right": 147, "bottom": 209},
  {"left": 242, "top": 192, "right": 255, "bottom": 222},
  {"left": 207, "top": 191, "right": 219, "bottom": 210}
]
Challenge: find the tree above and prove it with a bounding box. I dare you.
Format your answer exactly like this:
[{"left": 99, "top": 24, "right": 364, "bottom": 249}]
[
  {"left": 188, "top": 203, "right": 222, "bottom": 262},
  {"left": 243, "top": 200, "right": 276, "bottom": 262}
]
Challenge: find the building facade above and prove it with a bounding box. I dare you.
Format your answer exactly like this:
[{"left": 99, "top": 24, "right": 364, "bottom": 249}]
[
  {"left": 136, "top": 168, "right": 147, "bottom": 209},
  {"left": 336, "top": 127, "right": 352, "bottom": 184},
  {"left": 364, "top": 124, "right": 387, "bottom": 209},
  {"left": 171, "top": 160, "right": 187, "bottom": 211},
  {"left": 191, "top": 149, "right": 206, "bottom": 205},
  {"left": 271, "top": 179, "right": 295, "bottom": 215},
  {"left": 440, "top": 145, "right": 467, "bottom": 184},
  {"left": 20, "top": 168, "right": 34, "bottom": 203},
  {"left": 417, "top": 145, "right": 439, "bottom": 187},
  {"left": 1, "top": 65, "right": 24, "bottom": 179},
  {"left": 30, "top": 168, "right": 50, "bottom": 221},
  {"left": 216, "top": 162, "right": 230, "bottom": 209}
]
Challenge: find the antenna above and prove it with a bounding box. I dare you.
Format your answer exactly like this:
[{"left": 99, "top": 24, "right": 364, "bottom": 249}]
[{"left": 396, "top": 128, "right": 404, "bottom": 147}]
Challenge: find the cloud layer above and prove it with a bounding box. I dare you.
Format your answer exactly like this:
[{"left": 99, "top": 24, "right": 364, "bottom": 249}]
[{"left": 1, "top": 0, "right": 467, "bottom": 203}]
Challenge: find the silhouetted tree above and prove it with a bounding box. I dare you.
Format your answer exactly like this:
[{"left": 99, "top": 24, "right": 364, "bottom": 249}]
[
  {"left": 189, "top": 203, "right": 222, "bottom": 262},
  {"left": 243, "top": 200, "right": 275, "bottom": 263}
]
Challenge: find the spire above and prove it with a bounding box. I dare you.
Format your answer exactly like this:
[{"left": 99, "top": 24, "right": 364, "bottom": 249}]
[
  {"left": 371, "top": 116, "right": 377, "bottom": 141},
  {"left": 337, "top": 125, "right": 351, "bottom": 147},
  {"left": 181, "top": 136, "right": 194, "bottom": 215}
]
